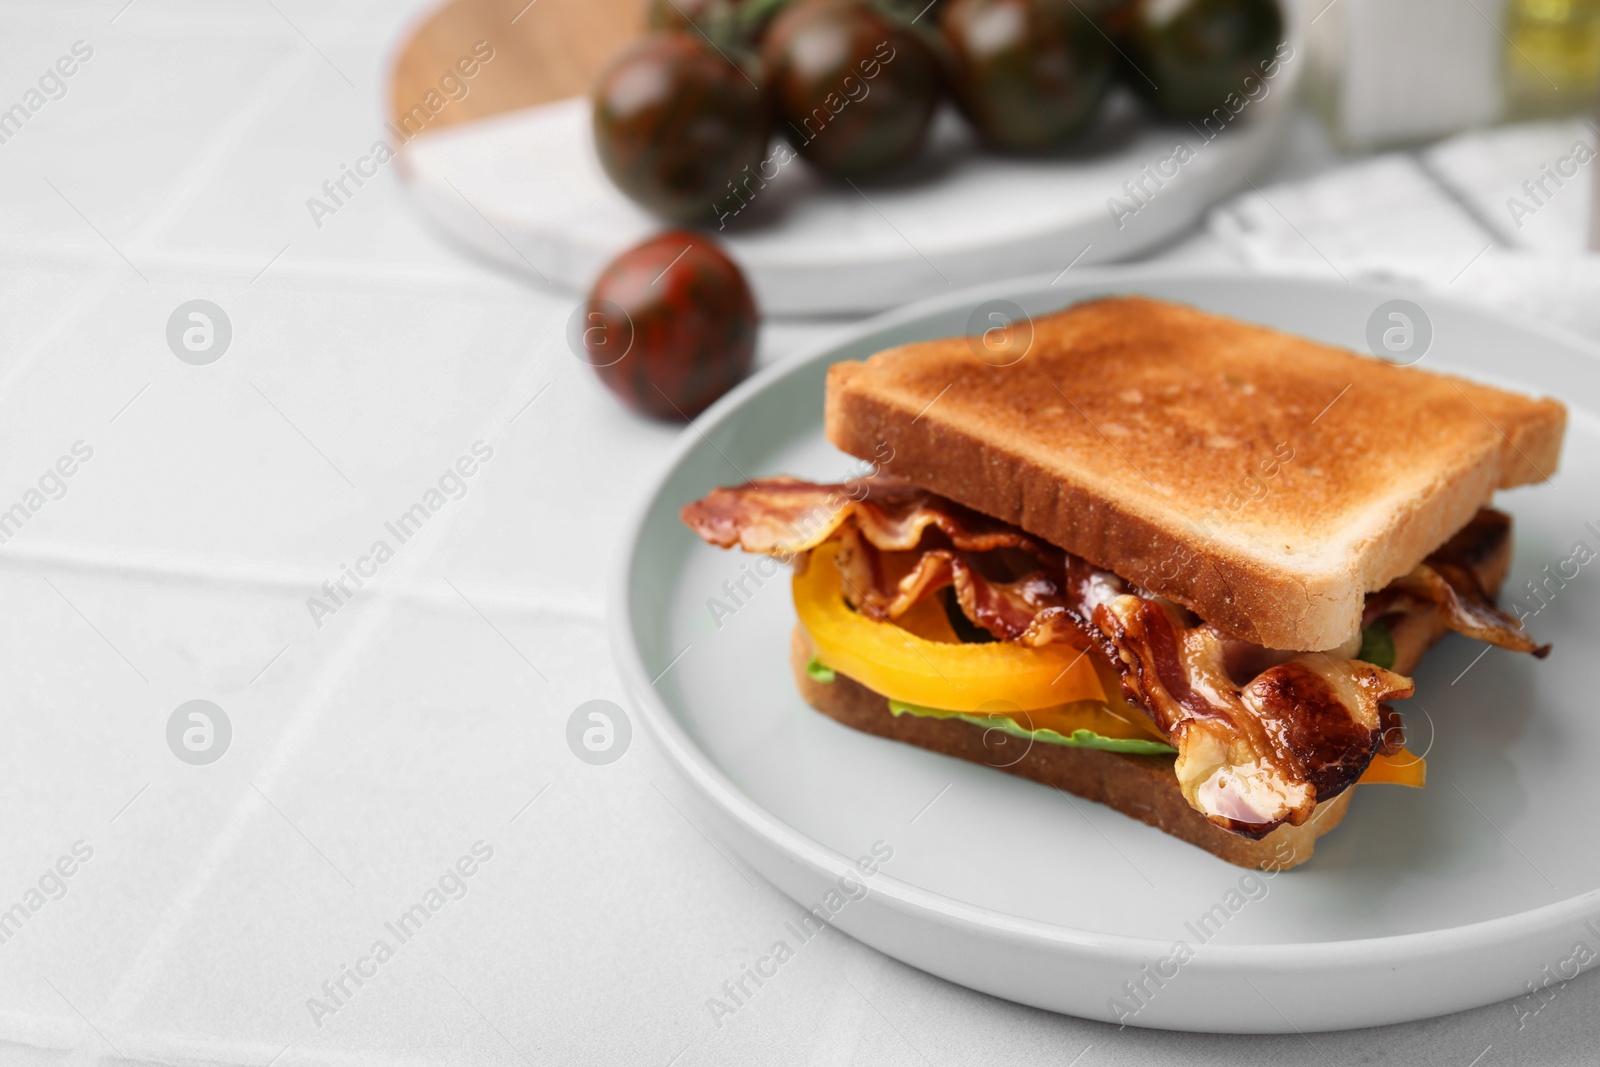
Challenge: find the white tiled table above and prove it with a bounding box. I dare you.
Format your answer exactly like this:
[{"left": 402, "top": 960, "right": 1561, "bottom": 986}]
[{"left": 1, "top": 3, "right": 1596, "bottom": 1065}]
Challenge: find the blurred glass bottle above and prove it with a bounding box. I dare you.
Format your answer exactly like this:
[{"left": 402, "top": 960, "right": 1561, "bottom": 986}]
[
  {"left": 1504, "top": 0, "right": 1600, "bottom": 117},
  {"left": 1307, "top": 0, "right": 1507, "bottom": 148},
  {"left": 1309, "top": 0, "right": 1600, "bottom": 148}
]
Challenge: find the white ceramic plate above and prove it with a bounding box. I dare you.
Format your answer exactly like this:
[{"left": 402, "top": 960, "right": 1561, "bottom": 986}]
[
  {"left": 399, "top": 5, "right": 1301, "bottom": 315},
  {"left": 610, "top": 267, "right": 1600, "bottom": 1033}
]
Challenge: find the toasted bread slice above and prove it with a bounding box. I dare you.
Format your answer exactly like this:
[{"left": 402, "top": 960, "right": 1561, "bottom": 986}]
[
  {"left": 825, "top": 296, "right": 1564, "bottom": 650},
  {"left": 788, "top": 496, "right": 1513, "bottom": 869}
]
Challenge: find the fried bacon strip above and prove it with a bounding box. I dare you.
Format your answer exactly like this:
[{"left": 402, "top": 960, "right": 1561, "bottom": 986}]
[
  {"left": 683, "top": 476, "right": 1124, "bottom": 642},
  {"left": 1388, "top": 563, "right": 1550, "bottom": 657},
  {"left": 830, "top": 533, "right": 1122, "bottom": 648},
  {"left": 681, "top": 477, "right": 1546, "bottom": 837},
  {"left": 681, "top": 474, "right": 1049, "bottom": 557},
  {"left": 1091, "top": 597, "right": 1411, "bottom": 834}
]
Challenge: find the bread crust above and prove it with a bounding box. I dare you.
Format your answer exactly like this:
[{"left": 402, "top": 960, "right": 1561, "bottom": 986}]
[
  {"left": 785, "top": 520, "right": 1510, "bottom": 868},
  {"left": 825, "top": 296, "right": 1565, "bottom": 650}
]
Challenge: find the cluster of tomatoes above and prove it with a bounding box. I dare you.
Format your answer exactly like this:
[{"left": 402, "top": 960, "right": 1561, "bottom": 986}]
[
  {"left": 581, "top": 0, "right": 1283, "bottom": 421},
  {"left": 594, "top": 0, "right": 1283, "bottom": 223}
]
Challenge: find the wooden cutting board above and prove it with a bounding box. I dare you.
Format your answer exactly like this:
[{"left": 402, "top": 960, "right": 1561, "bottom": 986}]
[{"left": 388, "top": 0, "right": 642, "bottom": 132}]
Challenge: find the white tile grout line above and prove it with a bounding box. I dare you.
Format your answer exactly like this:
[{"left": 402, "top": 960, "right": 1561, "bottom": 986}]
[
  {"left": 7, "top": 2, "right": 375, "bottom": 35},
  {"left": 0, "top": 14, "right": 565, "bottom": 1062},
  {"left": 0, "top": 40, "right": 544, "bottom": 300},
  {"left": 125, "top": 50, "right": 316, "bottom": 250},
  {"left": 0, "top": 42, "right": 523, "bottom": 294},
  {"left": 91, "top": 594, "right": 398, "bottom": 1033},
  {"left": 90, "top": 354, "right": 570, "bottom": 1048},
  {"left": 73, "top": 1029, "right": 479, "bottom": 1067},
  {"left": 0, "top": 235, "right": 543, "bottom": 300},
  {"left": 0, "top": 49, "right": 314, "bottom": 408},
  {"left": 0, "top": 1010, "right": 75, "bottom": 1056},
  {"left": 0, "top": 265, "right": 127, "bottom": 407}
]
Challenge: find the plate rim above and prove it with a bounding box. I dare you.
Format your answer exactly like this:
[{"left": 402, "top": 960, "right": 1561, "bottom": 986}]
[{"left": 608, "top": 264, "right": 1600, "bottom": 975}]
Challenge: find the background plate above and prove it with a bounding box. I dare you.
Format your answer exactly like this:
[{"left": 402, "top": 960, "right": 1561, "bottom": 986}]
[
  {"left": 397, "top": 4, "right": 1302, "bottom": 315},
  {"left": 611, "top": 267, "right": 1600, "bottom": 1033}
]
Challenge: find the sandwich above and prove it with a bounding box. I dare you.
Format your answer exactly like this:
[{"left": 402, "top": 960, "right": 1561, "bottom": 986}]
[{"left": 680, "top": 296, "right": 1566, "bottom": 869}]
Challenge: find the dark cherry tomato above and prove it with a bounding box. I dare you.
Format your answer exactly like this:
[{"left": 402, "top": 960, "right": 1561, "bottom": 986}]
[
  {"left": 582, "top": 231, "right": 758, "bottom": 420},
  {"left": 593, "top": 33, "right": 769, "bottom": 222},
  {"left": 761, "top": 1, "right": 943, "bottom": 177},
  {"left": 1106, "top": 0, "right": 1283, "bottom": 120},
  {"left": 940, "top": 0, "right": 1113, "bottom": 150}
]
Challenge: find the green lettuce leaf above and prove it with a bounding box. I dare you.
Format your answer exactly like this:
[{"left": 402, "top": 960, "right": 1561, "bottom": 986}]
[
  {"left": 887, "top": 699, "right": 1177, "bottom": 756},
  {"left": 1358, "top": 621, "right": 1396, "bottom": 670},
  {"left": 804, "top": 658, "right": 836, "bottom": 683}
]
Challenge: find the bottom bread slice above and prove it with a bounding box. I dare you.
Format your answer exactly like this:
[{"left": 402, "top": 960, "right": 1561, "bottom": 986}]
[
  {"left": 790, "top": 627, "right": 1354, "bottom": 869},
  {"left": 787, "top": 596, "right": 1480, "bottom": 870}
]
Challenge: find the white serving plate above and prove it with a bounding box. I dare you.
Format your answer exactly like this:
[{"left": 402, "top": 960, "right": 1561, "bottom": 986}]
[
  {"left": 610, "top": 267, "right": 1600, "bottom": 1033},
  {"left": 398, "top": 5, "right": 1302, "bottom": 315}
]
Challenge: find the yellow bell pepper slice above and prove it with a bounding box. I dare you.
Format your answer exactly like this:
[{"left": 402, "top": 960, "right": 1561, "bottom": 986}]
[
  {"left": 891, "top": 698, "right": 1174, "bottom": 750},
  {"left": 794, "top": 540, "right": 1107, "bottom": 712},
  {"left": 794, "top": 540, "right": 1427, "bottom": 782},
  {"left": 1356, "top": 748, "right": 1426, "bottom": 787}
]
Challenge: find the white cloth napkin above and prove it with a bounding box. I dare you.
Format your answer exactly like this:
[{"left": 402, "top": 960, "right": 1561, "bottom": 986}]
[{"left": 1210, "top": 118, "right": 1600, "bottom": 343}]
